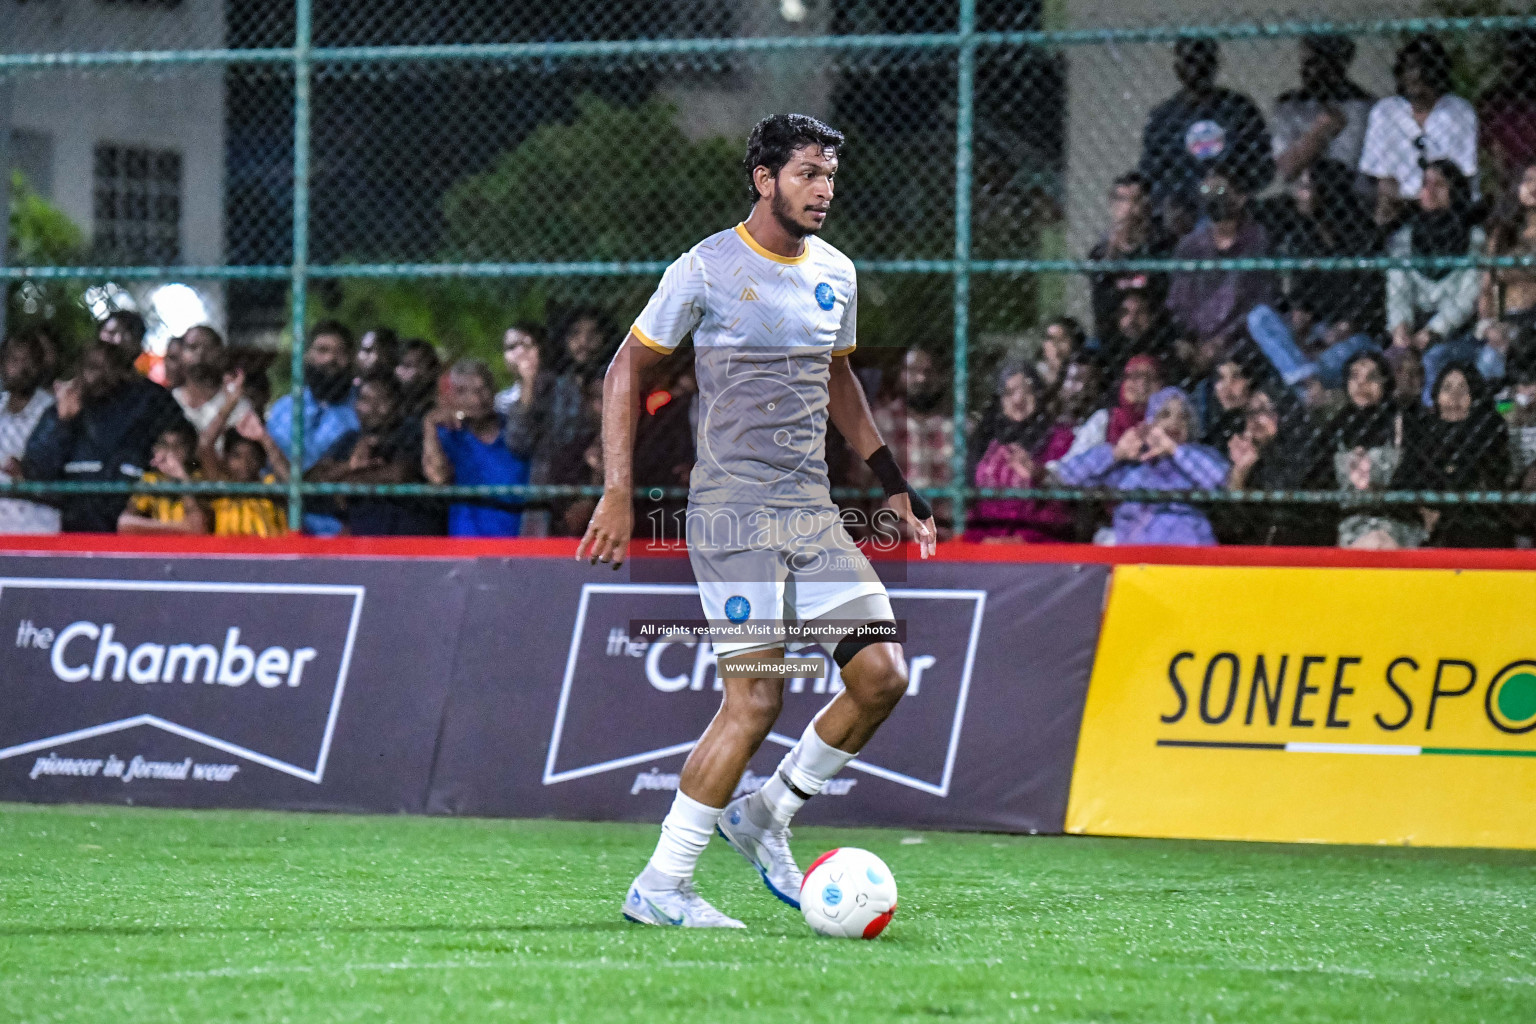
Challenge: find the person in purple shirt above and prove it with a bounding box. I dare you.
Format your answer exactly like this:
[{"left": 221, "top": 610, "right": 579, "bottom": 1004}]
[
  {"left": 1052, "top": 386, "right": 1230, "bottom": 546},
  {"left": 1166, "top": 166, "right": 1278, "bottom": 377}
]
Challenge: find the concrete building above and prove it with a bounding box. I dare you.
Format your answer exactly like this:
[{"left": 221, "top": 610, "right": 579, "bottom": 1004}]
[{"left": 8, "top": 0, "right": 228, "bottom": 338}]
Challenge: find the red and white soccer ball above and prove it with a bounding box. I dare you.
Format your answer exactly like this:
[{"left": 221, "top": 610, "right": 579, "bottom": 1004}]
[{"left": 800, "top": 847, "right": 898, "bottom": 939}]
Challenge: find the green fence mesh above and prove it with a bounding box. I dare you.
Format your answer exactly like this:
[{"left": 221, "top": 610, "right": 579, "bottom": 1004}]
[{"left": 4, "top": 0, "right": 1536, "bottom": 549}]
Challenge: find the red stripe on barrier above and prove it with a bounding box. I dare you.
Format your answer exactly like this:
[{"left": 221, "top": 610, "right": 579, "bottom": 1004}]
[{"left": 0, "top": 533, "right": 1534, "bottom": 571}]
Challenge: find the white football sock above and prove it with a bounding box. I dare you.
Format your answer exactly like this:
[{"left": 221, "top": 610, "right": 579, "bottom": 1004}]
[
  {"left": 645, "top": 790, "right": 722, "bottom": 883},
  {"left": 747, "top": 713, "right": 857, "bottom": 830}
]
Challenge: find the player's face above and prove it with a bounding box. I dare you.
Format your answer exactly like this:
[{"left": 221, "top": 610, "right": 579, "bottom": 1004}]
[{"left": 769, "top": 145, "right": 837, "bottom": 237}]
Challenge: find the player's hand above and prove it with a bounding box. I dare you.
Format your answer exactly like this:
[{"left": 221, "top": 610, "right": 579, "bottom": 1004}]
[
  {"left": 888, "top": 491, "right": 936, "bottom": 559},
  {"left": 576, "top": 487, "right": 633, "bottom": 569}
]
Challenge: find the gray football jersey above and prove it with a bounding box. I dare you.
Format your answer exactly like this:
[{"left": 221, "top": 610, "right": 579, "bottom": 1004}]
[{"left": 632, "top": 223, "right": 858, "bottom": 508}]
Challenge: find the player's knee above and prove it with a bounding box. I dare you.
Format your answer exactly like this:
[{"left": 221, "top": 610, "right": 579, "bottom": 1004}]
[
  {"left": 723, "top": 680, "right": 783, "bottom": 730},
  {"left": 843, "top": 645, "right": 907, "bottom": 713}
]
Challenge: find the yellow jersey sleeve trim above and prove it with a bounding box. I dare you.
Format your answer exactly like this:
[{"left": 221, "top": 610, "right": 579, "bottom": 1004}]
[
  {"left": 734, "top": 222, "right": 811, "bottom": 265},
  {"left": 831, "top": 345, "right": 857, "bottom": 357},
  {"left": 630, "top": 323, "right": 674, "bottom": 353}
]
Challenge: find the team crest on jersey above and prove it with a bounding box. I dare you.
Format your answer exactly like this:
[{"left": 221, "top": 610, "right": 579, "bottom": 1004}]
[
  {"left": 815, "top": 282, "right": 836, "bottom": 310},
  {"left": 724, "top": 595, "right": 751, "bottom": 623}
]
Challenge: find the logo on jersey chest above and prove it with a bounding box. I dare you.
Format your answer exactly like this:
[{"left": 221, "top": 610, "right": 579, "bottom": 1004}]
[
  {"left": 740, "top": 286, "right": 758, "bottom": 301},
  {"left": 815, "top": 282, "right": 836, "bottom": 311}
]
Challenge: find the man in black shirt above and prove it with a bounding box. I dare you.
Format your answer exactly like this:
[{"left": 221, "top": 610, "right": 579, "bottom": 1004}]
[
  {"left": 23, "top": 342, "right": 186, "bottom": 532},
  {"left": 1139, "top": 39, "right": 1274, "bottom": 216}
]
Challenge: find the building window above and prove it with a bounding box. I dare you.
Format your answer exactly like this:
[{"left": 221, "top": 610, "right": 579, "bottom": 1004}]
[{"left": 93, "top": 143, "right": 181, "bottom": 265}]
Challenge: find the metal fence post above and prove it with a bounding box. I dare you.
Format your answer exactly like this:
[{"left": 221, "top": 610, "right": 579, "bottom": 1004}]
[
  {"left": 288, "top": 0, "right": 312, "bottom": 530},
  {"left": 950, "top": 0, "right": 975, "bottom": 538}
]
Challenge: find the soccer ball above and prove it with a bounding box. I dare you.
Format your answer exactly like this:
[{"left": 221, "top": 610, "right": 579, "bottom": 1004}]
[{"left": 800, "top": 847, "right": 898, "bottom": 939}]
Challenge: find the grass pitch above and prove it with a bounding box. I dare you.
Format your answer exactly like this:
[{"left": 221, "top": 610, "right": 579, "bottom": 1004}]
[{"left": 2, "top": 804, "right": 1534, "bottom": 1022}]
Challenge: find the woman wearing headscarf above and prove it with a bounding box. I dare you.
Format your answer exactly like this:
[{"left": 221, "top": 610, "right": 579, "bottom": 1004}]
[
  {"left": 1313, "top": 350, "right": 1421, "bottom": 547},
  {"left": 1220, "top": 384, "right": 1333, "bottom": 545},
  {"left": 1052, "top": 386, "right": 1230, "bottom": 545},
  {"left": 968, "top": 364, "right": 1074, "bottom": 542},
  {"left": 1393, "top": 362, "right": 1513, "bottom": 547},
  {"left": 1386, "top": 160, "right": 1487, "bottom": 398}
]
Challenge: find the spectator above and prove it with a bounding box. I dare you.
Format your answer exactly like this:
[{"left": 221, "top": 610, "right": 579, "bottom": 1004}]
[
  {"left": 1272, "top": 35, "right": 1375, "bottom": 187},
  {"left": 1087, "top": 173, "right": 1175, "bottom": 340},
  {"left": 1222, "top": 386, "right": 1332, "bottom": 546},
  {"left": 632, "top": 362, "right": 696, "bottom": 541},
  {"left": 1265, "top": 157, "right": 1383, "bottom": 336},
  {"left": 422, "top": 358, "right": 528, "bottom": 537},
  {"left": 1319, "top": 350, "right": 1403, "bottom": 462},
  {"left": 1386, "top": 160, "right": 1486, "bottom": 395},
  {"left": 308, "top": 371, "right": 442, "bottom": 536},
  {"left": 0, "top": 331, "right": 60, "bottom": 534},
  {"left": 98, "top": 310, "right": 146, "bottom": 371},
  {"left": 160, "top": 334, "right": 187, "bottom": 390},
  {"left": 1138, "top": 39, "right": 1274, "bottom": 213},
  {"left": 1312, "top": 350, "right": 1418, "bottom": 548},
  {"left": 1166, "top": 166, "right": 1277, "bottom": 369},
  {"left": 395, "top": 337, "right": 442, "bottom": 423},
  {"left": 174, "top": 354, "right": 254, "bottom": 442},
  {"left": 1506, "top": 355, "right": 1536, "bottom": 482},
  {"left": 1047, "top": 355, "right": 1107, "bottom": 458},
  {"left": 1479, "top": 30, "right": 1536, "bottom": 198},
  {"left": 180, "top": 325, "right": 223, "bottom": 374},
  {"left": 1395, "top": 363, "right": 1513, "bottom": 548},
  {"left": 496, "top": 322, "right": 546, "bottom": 416},
  {"left": 554, "top": 307, "right": 611, "bottom": 385},
  {"left": 24, "top": 342, "right": 185, "bottom": 533},
  {"left": 1480, "top": 162, "right": 1536, "bottom": 339},
  {"left": 1057, "top": 353, "right": 1162, "bottom": 467},
  {"left": 1053, "top": 386, "right": 1230, "bottom": 546},
  {"left": 870, "top": 348, "right": 954, "bottom": 535},
  {"left": 1098, "top": 289, "right": 1178, "bottom": 374},
  {"left": 206, "top": 431, "right": 288, "bottom": 537},
  {"left": 968, "top": 364, "right": 1074, "bottom": 542},
  {"left": 195, "top": 371, "right": 290, "bottom": 538},
  {"left": 1385, "top": 346, "right": 1428, "bottom": 419},
  {"left": 506, "top": 312, "right": 610, "bottom": 504},
  {"left": 266, "top": 320, "right": 360, "bottom": 535},
  {"left": 118, "top": 419, "right": 207, "bottom": 536},
  {"left": 1036, "top": 317, "right": 1084, "bottom": 391},
  {"left": 356, "top": 327, "right": 400, "bottom": 383},
  {"left": 1361, "top": 34, "right": 1477, "bottom": 226},
  {"left": 1200, "top": 357, "right": 1253, "bottom": 449}
]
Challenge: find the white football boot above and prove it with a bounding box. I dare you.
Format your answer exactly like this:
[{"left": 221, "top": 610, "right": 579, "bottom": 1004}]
[
  {"left": 716, "top": 794, "right": 804, "bottom": 909},
  {"left": 621, "top": 873, "right": 746, "bottom": 929}
]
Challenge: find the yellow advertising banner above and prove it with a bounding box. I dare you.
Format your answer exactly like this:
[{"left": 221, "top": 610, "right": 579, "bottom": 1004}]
[{"left": 1067, "top": 564, "right": 1536, "bottom": 848}]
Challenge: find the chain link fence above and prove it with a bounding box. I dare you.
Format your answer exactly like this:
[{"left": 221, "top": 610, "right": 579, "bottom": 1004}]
[{"left": 2, "top": 0, "right": 1536, "bottom": 548}]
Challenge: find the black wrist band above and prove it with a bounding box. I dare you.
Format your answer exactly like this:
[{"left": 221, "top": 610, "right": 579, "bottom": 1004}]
[
  {"left": 866, "top": 445, "right": 907, "bottom": 497},
  {"left": 866, "top": 444, "right": 934, "bottom": 520},
  {"left": 906, "top": 488, "right": 933, "bottom": 521}
]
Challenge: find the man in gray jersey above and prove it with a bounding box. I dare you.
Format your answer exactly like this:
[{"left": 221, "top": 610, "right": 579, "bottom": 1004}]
[{"left": 577, "top": 114, "right": 936, "bottom": 929}]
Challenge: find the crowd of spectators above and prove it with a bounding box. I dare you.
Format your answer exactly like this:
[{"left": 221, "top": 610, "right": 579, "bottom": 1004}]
[
  {"left": 0, "top": 306, "right": 632, "bottom": 540},
  {"left": 4, "top": 32, "right": 1536, "bottom": 549},
  {"left": 988, "top": 29, "right": 1536, "bottom": 549}
]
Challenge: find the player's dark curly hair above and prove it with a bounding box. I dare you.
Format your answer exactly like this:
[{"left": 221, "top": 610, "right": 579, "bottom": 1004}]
[{"left": 743, "top": 113, "right": 845, "bottom": 202}]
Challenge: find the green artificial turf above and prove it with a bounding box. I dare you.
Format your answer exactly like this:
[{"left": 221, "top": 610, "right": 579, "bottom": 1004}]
[{"left": 1, "top": 803, "right": 1534, "bottom": 1023}]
